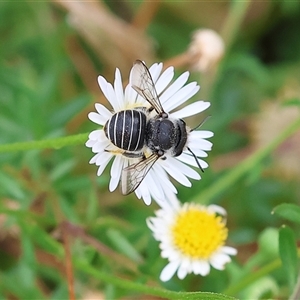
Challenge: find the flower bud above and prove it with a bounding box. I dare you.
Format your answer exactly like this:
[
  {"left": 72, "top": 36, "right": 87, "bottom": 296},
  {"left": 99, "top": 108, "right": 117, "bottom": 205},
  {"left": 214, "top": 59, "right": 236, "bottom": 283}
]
[{"left": 188, "top": 29, "right": 225, "bottom": 72}]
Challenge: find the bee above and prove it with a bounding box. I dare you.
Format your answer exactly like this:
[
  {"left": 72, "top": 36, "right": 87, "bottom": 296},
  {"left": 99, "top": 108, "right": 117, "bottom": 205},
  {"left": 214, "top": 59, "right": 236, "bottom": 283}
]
[{"left": 104, "top": 60, "right": 202, "bottom": 194}]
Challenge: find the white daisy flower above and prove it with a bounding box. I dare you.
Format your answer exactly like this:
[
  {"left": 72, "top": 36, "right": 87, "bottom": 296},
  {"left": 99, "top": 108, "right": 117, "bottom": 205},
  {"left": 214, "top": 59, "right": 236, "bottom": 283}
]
[
  {"left": 86, "top": 60, "right": 213, "bottom": 205},
  {"left": 147, "top": 196, "right": 237, "bottom": 281}
]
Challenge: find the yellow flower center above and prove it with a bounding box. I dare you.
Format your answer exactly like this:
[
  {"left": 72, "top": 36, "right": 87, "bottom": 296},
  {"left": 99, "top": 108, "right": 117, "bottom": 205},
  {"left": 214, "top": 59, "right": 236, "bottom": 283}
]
[{"left": 171, "top": 207, "right": 228, "bottom": 259}]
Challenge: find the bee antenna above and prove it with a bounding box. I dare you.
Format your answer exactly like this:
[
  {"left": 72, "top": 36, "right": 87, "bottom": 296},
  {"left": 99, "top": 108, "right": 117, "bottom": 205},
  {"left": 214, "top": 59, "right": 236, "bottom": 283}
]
[
  {"left": 187, "top": 147, "right": 204, "bottom": 172},
  {"left": 190, "top": 116, "right": 211, "bottom": 132}
]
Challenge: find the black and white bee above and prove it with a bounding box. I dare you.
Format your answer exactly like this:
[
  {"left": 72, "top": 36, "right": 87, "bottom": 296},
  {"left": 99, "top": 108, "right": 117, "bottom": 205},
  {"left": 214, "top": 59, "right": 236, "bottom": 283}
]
[{"left": 104, "top": 60, "right": 202, "bottom": 195}]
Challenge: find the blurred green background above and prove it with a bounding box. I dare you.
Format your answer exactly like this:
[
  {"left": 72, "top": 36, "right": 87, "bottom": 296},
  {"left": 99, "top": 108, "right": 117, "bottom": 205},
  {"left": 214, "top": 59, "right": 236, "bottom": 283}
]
[{"left": 0, "top": 1, "right": 300, "bottom": 299}]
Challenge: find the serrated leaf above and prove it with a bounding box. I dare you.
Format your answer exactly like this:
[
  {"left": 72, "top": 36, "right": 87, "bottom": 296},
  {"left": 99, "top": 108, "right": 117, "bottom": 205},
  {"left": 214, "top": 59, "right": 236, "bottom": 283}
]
[
  {"left": 279, "top": 225, "right": 298, "bottom": 290},
  {"left": 272, "top": 203, "right": 300, "bottom": 224}
]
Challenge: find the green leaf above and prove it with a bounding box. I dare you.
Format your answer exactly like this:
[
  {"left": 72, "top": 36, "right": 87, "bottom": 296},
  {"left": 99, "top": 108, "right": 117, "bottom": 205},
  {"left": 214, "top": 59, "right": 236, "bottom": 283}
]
[
  {"left": 21, "top": 220, "right": 63, "bottom": 257},
  {"left": 21, "top": 231, "right": 36, "bottom": 268},
  {"left": 258, "top": 227, "right": 279, "bottom": 259},
  {"left": 241, "top": 276, "right": 278, "bottom": 300},
  {"left": 49, "top": 158, "right": 76, "bottom": 182},
  {"left": 283, "top": 98, "right": 300, "bottom": 107},
  {"left": 272, "top": 203, "right": 300, "bottom": 224},
  {"left": 0, "top": 171, "right": 25, "bottom": 200},
  {"left": 278, "top": 225, "right": 298, "bottom": 290},
  {"left": 107, "top": 228, "right": 143, "bottom": 263},
  {"left": 48, "top": 94, "right": 90, "bottom": 128},
  {"left": 0, "top": 263, "right": 45, "bottom": 299}
]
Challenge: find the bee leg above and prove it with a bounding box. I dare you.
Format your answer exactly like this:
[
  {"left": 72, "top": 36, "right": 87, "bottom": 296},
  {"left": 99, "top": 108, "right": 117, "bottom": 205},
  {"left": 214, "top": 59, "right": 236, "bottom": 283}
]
[
  {"left": 122, "top": 151, "right": 144, "bottom": 159},
  {"left": 105, "top": 149, "right": 124, "bottom": 155},
  {"left": 105, "top": 149, "right": 144, "bottom": 159}
]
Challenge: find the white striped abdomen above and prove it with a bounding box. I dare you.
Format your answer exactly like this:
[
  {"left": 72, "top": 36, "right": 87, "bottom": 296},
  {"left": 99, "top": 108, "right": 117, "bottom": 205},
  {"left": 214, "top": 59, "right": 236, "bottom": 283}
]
[{"left": 104, "top": 110, "right": 146, "bottom": 151}]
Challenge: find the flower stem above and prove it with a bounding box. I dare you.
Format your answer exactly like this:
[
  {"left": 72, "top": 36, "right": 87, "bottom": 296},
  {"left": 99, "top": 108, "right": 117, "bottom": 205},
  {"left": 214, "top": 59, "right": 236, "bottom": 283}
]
[
  {"left": 201, "top": 1, "right": 251, "bottom": 100},
  {"left": 223, "top": 258, "right": 281, "bottom": 295},
  {"left": 192, "top": 116, "right": 300, "bottom": 204},
  {"left": 0, "top": 133, "right": 88, "bottom": 153},
  {"left": 221, "top": 0, "right": 252, "bottom": 50},
  {"left": 75, "top": 259, "right": 236, "bottom": 300},
  {"left": 223, "top": 249, "right": 300, "bottom": 296}
]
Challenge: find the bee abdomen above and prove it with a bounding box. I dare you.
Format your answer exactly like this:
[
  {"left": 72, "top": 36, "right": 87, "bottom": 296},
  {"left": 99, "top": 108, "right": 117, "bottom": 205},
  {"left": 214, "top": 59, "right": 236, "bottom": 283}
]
[{"left": 104, "top": 110, "right": 146, "bottom": 151}]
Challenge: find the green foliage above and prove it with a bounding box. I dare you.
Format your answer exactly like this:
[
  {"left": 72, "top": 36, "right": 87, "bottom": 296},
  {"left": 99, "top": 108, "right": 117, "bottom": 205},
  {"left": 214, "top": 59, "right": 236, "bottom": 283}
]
[
  {"left": 1, "top": 1, "right": 300, "bottom": 299},
  {"left": 273, "top": 203, "right": 300, "bottom": 225},
  {"left": 279, "top": 226, "right": 298, "bottom": 290}
]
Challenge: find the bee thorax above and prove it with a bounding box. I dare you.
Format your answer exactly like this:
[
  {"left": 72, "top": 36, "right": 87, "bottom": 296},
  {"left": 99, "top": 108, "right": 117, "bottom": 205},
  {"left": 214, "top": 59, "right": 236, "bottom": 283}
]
[{"left": 146, "top": 118, "right": 187, "bottom": 157}]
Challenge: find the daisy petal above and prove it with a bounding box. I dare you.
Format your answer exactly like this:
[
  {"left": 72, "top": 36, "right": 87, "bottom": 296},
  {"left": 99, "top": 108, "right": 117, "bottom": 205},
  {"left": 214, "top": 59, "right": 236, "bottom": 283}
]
[
  {"left": 110, "top": 155, "right": 123, "bottom": 179},
  {"left": 161, "top": 248, "right": 180, "bottom": 261},
  {"left": 188, "top": 139, "right": 213, "bottom": 151},
  {"left": 208, "top": 204, "right": 227, "bottom": 216},
  {"left": 198, "top": 260, "right": 211, "bottom": 276},
  {"left": 176, "top": 153, "right": 208, "bottom": 169},
  {"left": 97, "top": 76, "right": 119, "bottom": 111},
  {"left": 95, "top": 151, "right": 113, "bottom": 167},
  {"left": 85, "top": 139, "right": 96, "bottom": 148},
  {"left": 91, "top": 139, "right": 110, "bottom": 153},
  {"left": 88, "top": 112, "right": 107, "bottom": 126},
  {"left": 222, "top": 246, "right": 238, "bottom": 255},
  {"left": 190, "top": 130, "right": 214, "bottom": 139},
  {"left": 89, "top": 153, "right": 99, "bottom": 164},
  {"left": 160, "top": 71, "right": 190, "bottom": 105},
  {"left": 109, "top": 176, "right": 120, "bottom": 192},
  {"left": 95, "top": 103, "right": 113, "bottom": 119},
  {"left": 114, "top": 68, "right": 124, "bottom": 110},
  {"left": 155, "top": 66, "right": 174, "bottom": 95},
  {"left": 88, "top": 130, "right": 103, "bottom": 141},
  {"left": 166, "top": 157, "right": 200, "bottom": 180},
  {"left": 210, "top": 253, "right": 231, "bottom": 270},
  {"left": 171, "top": 101, "right": 210, "bottom": 119},
  {"left": 152, "top": 165, "right": 177, "bottom": 194},
  {"left": 96, "top": 154, "right": 113, "bottom": 176},
  {"left": 126, "top": 71, "right": 138, "bottom": 106},
  {"left": 177, "top": 263, "right": 188, "bottom": 280},
  {"left": 184, "top": 147, "right": 208, "bottom": 157},
  {"left": 144, "top": 171, "right": 165, "bottom": 202},
  {"left": 161, "top": 159, "right": 192, "bottom": 187},
  {"left": 134, "top": 185, "right": 142, "bottom": 199},
  {"left": 136, "top": 182, "right": 151, "bottom": 205},
  {"left": 160, "top": 261, "right": 180, "bottom": 282},
  {"left": 164, "top": 82, "right": 199, "bottom": 112},
  {"left": 149, "top": 62, "right": 163, "bottom": 83}
]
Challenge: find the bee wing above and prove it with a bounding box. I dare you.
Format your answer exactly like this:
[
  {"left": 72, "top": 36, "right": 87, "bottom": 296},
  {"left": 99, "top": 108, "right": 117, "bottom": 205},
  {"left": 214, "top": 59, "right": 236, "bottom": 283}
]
[
  {"left": 130, "top": 60, "right": 165, "bottom": 115},
  {"left": 121, "top": 153, "right": 159, "bottom": 195}
]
